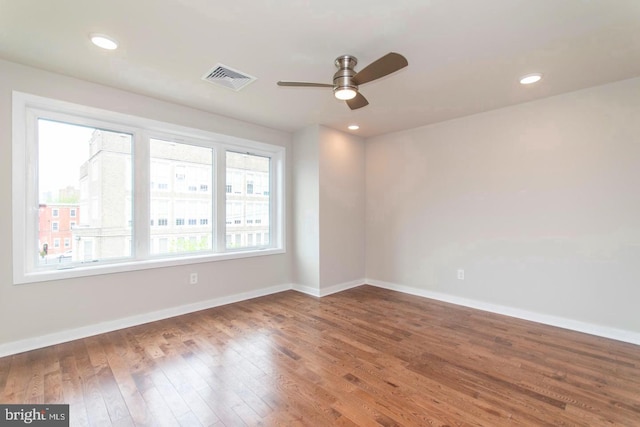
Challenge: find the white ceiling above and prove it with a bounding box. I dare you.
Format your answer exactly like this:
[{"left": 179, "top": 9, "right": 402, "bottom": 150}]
[{"left": 1, "top": 0, "right": 640, "bottom": 137}]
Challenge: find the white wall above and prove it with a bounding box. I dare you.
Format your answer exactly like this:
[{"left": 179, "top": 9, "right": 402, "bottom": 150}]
[
  {"left": 319, "top": 126, "right": 365, "bottom": 290},
  {"left": 292, "top": 125, "right": 366, "bottom": 294},
  {"left": 292, "top": 125, "right": 320, "bottom": 289},
  {"left": 0, "top": 59, "right": 293, "bottom": 351},
  {"left": 366, "top": 76, "right": 640, "bottom": 334}
]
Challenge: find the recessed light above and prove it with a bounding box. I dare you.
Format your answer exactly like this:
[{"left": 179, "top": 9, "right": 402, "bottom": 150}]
[
  {"left": 348, "top": 124, "right": 360, "bottom": 130},
  {"left": 520, "top": 73, "right": 542, "bottom": 85},
  {"left": 90, "top": 34, "right": 118, "bottom": 50}
]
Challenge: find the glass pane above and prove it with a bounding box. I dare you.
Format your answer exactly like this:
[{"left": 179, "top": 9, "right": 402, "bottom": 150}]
[
  {"left": 226, "top": 151, "right": 270, "bottom": 250},
  {"left": 38, "top": 119, "right": 132, "bottom": 265},
  {"left": 150, "top": 139, "right": 213, "bottom": 255}
]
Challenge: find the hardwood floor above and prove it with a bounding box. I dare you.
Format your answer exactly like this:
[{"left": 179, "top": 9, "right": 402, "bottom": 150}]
[{"left": 1, "top": 285, "right": 639, "bottom": 426}]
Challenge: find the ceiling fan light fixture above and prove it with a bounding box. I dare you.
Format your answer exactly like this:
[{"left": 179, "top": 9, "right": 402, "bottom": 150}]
[{"left": 334, "top": 87, "right": 357, "bottom": 100}]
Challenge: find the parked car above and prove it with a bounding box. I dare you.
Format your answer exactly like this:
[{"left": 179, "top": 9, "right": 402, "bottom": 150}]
[
  {"left": 40, "top": 250, "right": 75, "bottom": 265},
  {"left": 58, "top": 250, "right": 73, "bottom": 262}
]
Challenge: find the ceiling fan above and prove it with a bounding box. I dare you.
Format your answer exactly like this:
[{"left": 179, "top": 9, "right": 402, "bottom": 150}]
[{"left": 277, "top": 52, "right": 408, "bottom": 110}]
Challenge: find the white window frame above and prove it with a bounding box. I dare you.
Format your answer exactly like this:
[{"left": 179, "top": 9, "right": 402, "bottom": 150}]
[{"left": 12, "top": 92, "right": 286, "bottom": 284}]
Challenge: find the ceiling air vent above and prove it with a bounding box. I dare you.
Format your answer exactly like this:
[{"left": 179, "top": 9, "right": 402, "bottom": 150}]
[{"left": 201, "top": 64, "right": 257, "bottom": 91}]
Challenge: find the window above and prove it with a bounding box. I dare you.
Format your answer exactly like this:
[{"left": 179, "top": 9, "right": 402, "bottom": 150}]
[
  {"left": 175, "top": 166, "right": 186, "bottom": 181},
  {"left": 150, "top": 140, "right": 212, "bottom": 255},
  {"left": 225, "top": 152, "right": 271, "bottom": 250},
  {"left": 33, "top": 120, "right": 133, "bottom": 267},
  {"left": 13, "top": 92, "right": 285, "bottom": 284}
]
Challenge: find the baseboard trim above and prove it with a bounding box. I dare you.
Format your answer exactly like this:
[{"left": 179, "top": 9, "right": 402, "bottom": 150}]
[
  {"left": 366, "top": 278, "right": 640, "bottom": 346},
  {"left": 292, "top": 279, "right": 365, "bottom": 297},
  {"left": 291, "top": 283, "right": 321, "bottom": 297},
  {"left": 319, "top": 279, "right": 365, "bottom": 297},
  {"left": 0, "top": 283, "right": 291, "bottom": 358}
]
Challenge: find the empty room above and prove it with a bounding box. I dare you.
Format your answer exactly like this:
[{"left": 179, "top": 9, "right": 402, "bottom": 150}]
[{"left": 1, "top": 0, "right": 639, "bottom": 425}]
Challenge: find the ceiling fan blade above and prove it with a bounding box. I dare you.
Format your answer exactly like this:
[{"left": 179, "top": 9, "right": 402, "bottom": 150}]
[
  {"left": 346, "top": 92, "right": 369, "bottom": 110},
  {"left": 352, "top": 52, "right": 408, "bottom": 85},
  {"left": 277, "top": 81, "right": 333, "bottom": 88}
]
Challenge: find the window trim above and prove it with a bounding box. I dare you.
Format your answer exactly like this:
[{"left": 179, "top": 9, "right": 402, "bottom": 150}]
[{"left": 12, "top": 91, "right": 286, "bottom": 285}]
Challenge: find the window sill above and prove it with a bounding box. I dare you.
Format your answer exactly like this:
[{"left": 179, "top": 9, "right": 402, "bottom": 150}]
[{"left": 14, "top": 248, "right": 286, "bottom": 285}]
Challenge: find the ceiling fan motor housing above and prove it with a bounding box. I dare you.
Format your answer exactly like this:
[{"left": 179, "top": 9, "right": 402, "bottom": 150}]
[{"left": 333, "top": 55, "right": 359, "bottom": 94}]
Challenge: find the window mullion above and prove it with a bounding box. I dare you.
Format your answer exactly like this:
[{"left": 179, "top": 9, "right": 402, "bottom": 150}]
[
  {"left": 134, "top": 131, "right": 150, "bottom": 258},
  {"left": 215, "top": 146, "right": 227, "bottom": 252},
  {"left": 271, "top": 152, "right": 281, "bottom": 249}
]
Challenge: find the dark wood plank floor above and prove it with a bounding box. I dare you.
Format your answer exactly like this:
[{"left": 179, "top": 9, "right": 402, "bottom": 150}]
[{"left": 1, "top": 285, "right": 639, "bottom": 426}]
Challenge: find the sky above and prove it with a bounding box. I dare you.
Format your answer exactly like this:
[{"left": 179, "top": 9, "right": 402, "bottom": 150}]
[{"left": 38, "top": 119, "right": 94, "bottom": 201}]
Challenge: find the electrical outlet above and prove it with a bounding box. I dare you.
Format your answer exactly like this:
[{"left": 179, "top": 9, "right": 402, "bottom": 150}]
[
  {"left": 189, "top": 272, "right": 198, "bottom": 284},
  {"left": 457, "top": 269, "right": 464, "bottom": 280}
]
